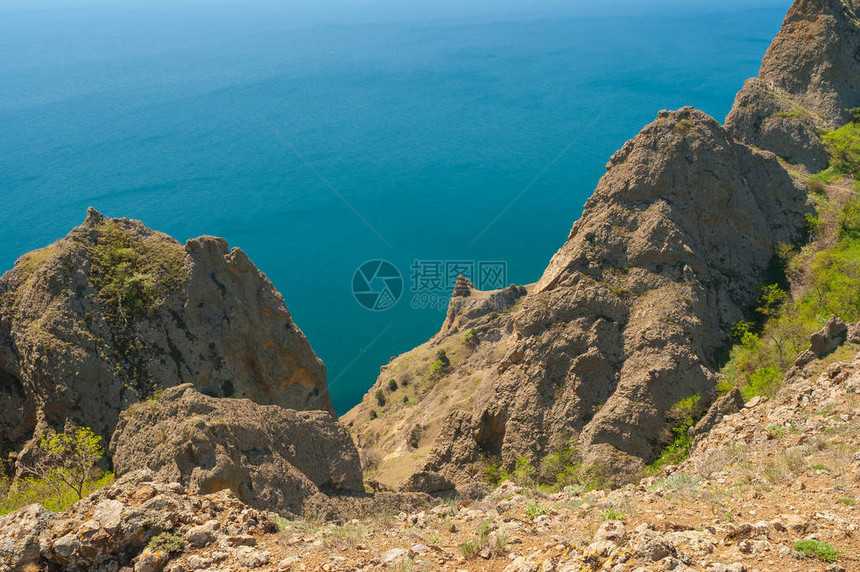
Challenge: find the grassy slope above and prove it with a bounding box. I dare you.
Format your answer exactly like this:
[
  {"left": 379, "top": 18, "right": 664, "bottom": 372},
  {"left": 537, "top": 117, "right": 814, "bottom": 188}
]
[{"left": 718, "top": 120, "right": 860, "bottom": 400}]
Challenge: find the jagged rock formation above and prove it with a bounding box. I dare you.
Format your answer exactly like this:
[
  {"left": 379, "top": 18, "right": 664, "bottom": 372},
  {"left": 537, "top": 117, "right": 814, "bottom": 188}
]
[
  {"left": 341, "top": 285, "right": 526, "bottom": 489},
  {"left": 0, "top": 209, "right": 331, "bottom": 474},
  {"left": 424, "top": 107, "right": 807, "bottom": 482},
  {"left": 726, "top": 0, "right": 860, "bottom": 171},
  {"left": 451, "top": 274, "right": 475, "bottom": 297},
  {"left": 348, "top": 107, "right": 809, "bottom": 488},
  {"left": 347, "top": 0, "right": 860, "bottom": 490},
  {"left": 110, "top": 384, "right": 363, "bottom": 514}
]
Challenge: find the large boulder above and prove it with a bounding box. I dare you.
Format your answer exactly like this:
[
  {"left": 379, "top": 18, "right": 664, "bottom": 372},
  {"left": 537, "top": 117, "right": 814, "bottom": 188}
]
[
  {"left": 726, "top": 0, "right": 860, "bottom": 171},
  {"left": 110, "top": 384, "right": 363, "bottom": 514},
  {"left": 0, "top": 208, "right": 331, "bottom": 474},
  {"left": 0, "top": 502, "right": 57, "bottom": 570},
  {"left": 794, "top": 315, "right": 849, "bottom": 366}
]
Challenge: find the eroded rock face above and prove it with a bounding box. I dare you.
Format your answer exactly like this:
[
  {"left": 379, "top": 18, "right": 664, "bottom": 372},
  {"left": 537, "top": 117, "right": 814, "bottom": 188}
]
[
  {"left": 726, "top": 0, "right": 860, "bottom": 171},
  {"left": 110, "top": 384, "right": 363, "bottom": 514},
  {"left": 426, "top": 108, "right": 807, "bottom": 480},
  {"left": 0, "top": 209, "right": 331, "bottom": 473},
  {"left": 348, "top": 107, "right": 809, "bottom": 488}
]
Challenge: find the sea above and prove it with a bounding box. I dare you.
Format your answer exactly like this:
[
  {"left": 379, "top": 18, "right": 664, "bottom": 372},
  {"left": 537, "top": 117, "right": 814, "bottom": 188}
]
[{"left": 0, "top": 0, "right": 792, "bottom": 413}]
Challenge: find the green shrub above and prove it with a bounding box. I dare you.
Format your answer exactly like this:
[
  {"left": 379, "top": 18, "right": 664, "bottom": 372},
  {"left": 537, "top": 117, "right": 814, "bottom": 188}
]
[
  {"left": 457, "top": 520, "right": 505, "bottom": 559},
  {"left": 369, "top": 409, "right": 378, "bottom": 420},
  {"left": 0, "top": 471, "right": 114, "bottom": 516},
  {"left": 462, "top": 328, "right": 479, "bottom": 349},
  {"left": 525, "top": 501, "right": 551, "bottom": 520},
  {"left": 793, "top": 539, "right": 842, "bottom": 562},
  {"left": 600, "top": 508, "right": 626, "bottom": 521},
  {"left": 387, "top": 378, "right": 398, "bottom": 391},
  {"left": 147, "top": 532, "right": 188, "bottom": 555},
  {"left": 483, "top": 462, "right": 509, "bottom": 486},
  {"left": 435, "top": 348, "right": 450, "bottom": 366},
  {"left": 89, "top": 220, "right": 185, "bottom": 325},
  {"left": 823, "top": 122, "right": 860, "bottom": 174},
  {"left": 647, "top": 395, "right": 703, "bottom": 473},
  {"left": 539, "top": 437, "right": 604, "bottom": 491},
  {"left": 742, "top": 366, "right": 783, "bottom": 399},
  {"left": 510, "top": 456, "right": 537, "bottom": 487},
  {"left": 429, "top": 348, "right": 451, "bottom": 378},
  {"left": 29, "top": 427, "right": 105, "bottom": 501},
  {"left": 458, "top": 538, "right": 480, "bottom": 558},
  {"left": 375, "top": 389, "right": 386, "bottom": 407}
]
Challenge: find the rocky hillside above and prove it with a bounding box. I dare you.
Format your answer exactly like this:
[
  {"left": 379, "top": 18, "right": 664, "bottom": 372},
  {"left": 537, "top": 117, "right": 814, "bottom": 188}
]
[
  {"left": 345, "top": 0, "right": 860, "bottom": 492},
  {"left": 347, "top": 111, "right": 808, "bottom": 488},
  {"left": 725, "top": 0, "right": 860, "bottom": 172},
  {"left": 0, "top": 209, "right": 331, "bottom": 475},
  {"left": 4, "top": 328, "right": 856, "bottom": 572}
]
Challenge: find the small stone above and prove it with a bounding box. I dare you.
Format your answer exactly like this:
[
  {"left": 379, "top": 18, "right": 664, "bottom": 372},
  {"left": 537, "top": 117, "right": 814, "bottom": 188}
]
[
  {"left": 134, "top": 549, "right": 169, "bottom": 572},
  {"left": 93, "top": 499, "right": 125, "bottom": 534},
  {"left": 381, "top": 548, "right": 408, "bottom": 564},
  {"left": 186, "top": 520, "right": 220, "bottom": 548}
]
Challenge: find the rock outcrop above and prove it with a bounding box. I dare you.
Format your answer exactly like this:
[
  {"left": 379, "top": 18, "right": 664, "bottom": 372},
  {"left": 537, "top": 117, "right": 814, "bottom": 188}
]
[
  {"left": 347, "top": 0, "right": 860, "bottom": 490},
  {"left": 795, "top": 315, "right": 850, "bottom": 366},
  {"left": 0, "top": 469, "right": 281, "bottom": 571},
  {"left": 110, "top": 384, "right": 363, "bottom": 514},
  {"left": 427, "top": 108, "right": 807, "bottom": 481},
  {"left": 348, "top": 107, "right": 809, "bottom": 488},
  {"left": 0, "top": 209, "right": 331, "bottom": 474},
  {"left": 726, "top": 0, "right": 860, "bottom": 171}
]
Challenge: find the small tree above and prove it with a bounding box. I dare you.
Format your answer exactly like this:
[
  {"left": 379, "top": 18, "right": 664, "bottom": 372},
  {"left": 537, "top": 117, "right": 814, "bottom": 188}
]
[
  {"left": 429, "top": 348, "right": 451, "bottom": 379},
  {"left": 375, "top": 389, "right": 386, "bottom": 407},
  {"left": 462, "top": 328, "right": 479, "bottom": 350},
  {"left": 31, "top": 427, "right": 104, "bottom": 501}
]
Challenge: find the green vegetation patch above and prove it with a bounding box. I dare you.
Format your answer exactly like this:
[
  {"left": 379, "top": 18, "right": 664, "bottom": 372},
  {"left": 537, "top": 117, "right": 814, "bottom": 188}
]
[
  {"left": 147, "top": 532, "right": 188, "bottom": 555},
  {"left": 647, "top": 395, "right": 703, "bottom": 473},
  {"left": 89, "top": 220, "right": 185, "bottom": 325},
  {"left": 1, "top": 426, "right": 113, "bottom": 515},
  {"left": 793, "top": 539, "right": 842, "bottom": 562}
]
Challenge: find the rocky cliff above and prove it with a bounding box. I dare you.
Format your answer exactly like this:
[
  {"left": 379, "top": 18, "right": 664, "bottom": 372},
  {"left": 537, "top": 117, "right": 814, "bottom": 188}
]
[
  {"left": 725, "top": 0, "right": 860, "bottom": 171},
  {"left": 347, "top": 107, "right": 809, "bottom": 488},
  {"left": 345, "top": 0, "right": 860, "bottom": 490},
  {"left": 0, "top": 209, "right": 331, "bottom": 474}
]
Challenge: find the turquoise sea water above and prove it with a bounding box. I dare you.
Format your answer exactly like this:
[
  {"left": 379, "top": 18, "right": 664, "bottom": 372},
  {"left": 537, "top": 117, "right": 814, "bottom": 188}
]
[{"left": 0, "top": 0, "right": 791, "bottom": 413}]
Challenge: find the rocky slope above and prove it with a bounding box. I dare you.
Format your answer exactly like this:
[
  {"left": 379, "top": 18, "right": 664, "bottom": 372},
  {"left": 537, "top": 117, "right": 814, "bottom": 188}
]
[
  {"left": 346, "top": 0, "right": 860, "bottom": 491},
  {"left": 0, "top": 209, "right": 331, "bottom": 475},
  {"left": 347, "top": 106, "right": 809, "bottom": 489},
  {"left": 110, "top": 384, "right": 363, "bottom": 515},
  {"left": 725, "top": 0, "right": 860, "bottom": 172},
  {"left": 3, "top": 330, "right": 856, "bottom": 572}
]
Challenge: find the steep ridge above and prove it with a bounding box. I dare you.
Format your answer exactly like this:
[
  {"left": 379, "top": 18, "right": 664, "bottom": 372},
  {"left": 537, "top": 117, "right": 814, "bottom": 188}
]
[
  {"left": 427, "top": 108, "right": 808, "bottom": 481},
  {"left": 0, "top": 208, "right": 331, "bottom": 474},
  {"left": 347, "top": 107, "right": 809, "bottom": 489},
  {"left": 726, "top": 0, "right": 860, "bottom": 171},
  {"left": 344, "top": 0, "right": 860, "bottom": 489}
]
